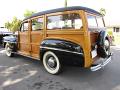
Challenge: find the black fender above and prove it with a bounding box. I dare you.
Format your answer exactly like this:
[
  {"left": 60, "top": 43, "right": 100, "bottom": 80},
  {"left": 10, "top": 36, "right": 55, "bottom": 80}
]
[
  {"left": 97, "top": 31, "right": 110, "bottom": 58},
  {"left": 40, "top": 39, "right": 84, "bottom": 67},
  {"left": 3, "top": 35, "right": 17, "bottom": 52}
]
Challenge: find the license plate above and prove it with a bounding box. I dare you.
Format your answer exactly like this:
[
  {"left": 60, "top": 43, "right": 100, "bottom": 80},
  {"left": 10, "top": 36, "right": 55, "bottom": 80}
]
[{"left": 91, "top": 49, "right": 97, "bottom": 58}]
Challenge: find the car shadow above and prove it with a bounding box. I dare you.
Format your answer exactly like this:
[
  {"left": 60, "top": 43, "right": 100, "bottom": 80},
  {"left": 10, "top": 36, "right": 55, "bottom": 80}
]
[
  {"left": 1, "top": 46, "right": 119, "bottom": 90},
  {"left": 12, "top": 54, "right": 106, "bottom": 81}
]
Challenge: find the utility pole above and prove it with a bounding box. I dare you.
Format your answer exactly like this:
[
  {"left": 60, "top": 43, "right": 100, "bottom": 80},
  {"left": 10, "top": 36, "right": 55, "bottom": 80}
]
[{"left": 65, "top": 0, "right": 67, "bottom": 7}]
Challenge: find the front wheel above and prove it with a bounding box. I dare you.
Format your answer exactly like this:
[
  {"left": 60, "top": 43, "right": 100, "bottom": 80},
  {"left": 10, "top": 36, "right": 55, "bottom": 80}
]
[
  {"left": 43, "top": 51, "right": 62, "bottom": 75},
  {"left": 5, "top": 43, "right": 14, "bottom": 57}
]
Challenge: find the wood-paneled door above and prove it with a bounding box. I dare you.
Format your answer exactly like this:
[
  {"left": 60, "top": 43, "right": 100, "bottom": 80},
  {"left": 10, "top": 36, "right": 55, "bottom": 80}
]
[
  {"left": 18, "top": 20, "right": 31, "bottom": 56},
  {"left": 30, "top": 16, "right": 44, "bottom": 58}
]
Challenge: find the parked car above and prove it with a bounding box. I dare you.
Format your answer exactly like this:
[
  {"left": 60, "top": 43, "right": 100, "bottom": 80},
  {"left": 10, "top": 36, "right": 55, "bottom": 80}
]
[
  {"left": 4, "top": 6, "right": 112, "bottom": 74},
  {"left": 0, "top": 27, "right": 13, "bottom": 47},
  {"left": 3, "top": 35, "right": 17, "bottom": 47}
]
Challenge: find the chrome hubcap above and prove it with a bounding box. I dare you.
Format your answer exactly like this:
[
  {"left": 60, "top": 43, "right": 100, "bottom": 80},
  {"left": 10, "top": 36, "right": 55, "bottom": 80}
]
[
  {"left": 105, "top": 40, "right": 109, "bottom": 48},
  {"left": 6, "top": 45, "right": 12, "bottom": 55},
  {"left": 104, "top": 40, "right": 110, "bottom": 55},
  {"left": 47, "top": 57, "right": 57, "bottom": 69}
]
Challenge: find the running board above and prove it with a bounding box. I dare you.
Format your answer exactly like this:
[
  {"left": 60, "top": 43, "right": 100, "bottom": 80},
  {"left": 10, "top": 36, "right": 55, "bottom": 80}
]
[{"left": 13, "top": 51, "right": 40, "bottom": 60}]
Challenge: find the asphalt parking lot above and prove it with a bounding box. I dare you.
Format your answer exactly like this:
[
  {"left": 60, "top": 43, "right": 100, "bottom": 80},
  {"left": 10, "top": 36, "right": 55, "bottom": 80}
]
[{"left": 0, "top": 46, "right": 120, "bottom": 90}]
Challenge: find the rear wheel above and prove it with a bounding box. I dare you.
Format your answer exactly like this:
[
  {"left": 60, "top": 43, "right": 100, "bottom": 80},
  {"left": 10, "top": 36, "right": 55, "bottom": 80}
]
[
  {"left": 43, "top": 51, "right": 62, "bottom": 75},
  {"left": 5, "top": 43, "right": 14, "bottom": 57}
]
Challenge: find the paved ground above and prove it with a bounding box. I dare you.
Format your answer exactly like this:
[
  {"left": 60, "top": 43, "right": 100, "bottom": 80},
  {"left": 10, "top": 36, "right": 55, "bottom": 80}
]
[{"left": 0, "top": 46, "right": 120, "bottom": 90}]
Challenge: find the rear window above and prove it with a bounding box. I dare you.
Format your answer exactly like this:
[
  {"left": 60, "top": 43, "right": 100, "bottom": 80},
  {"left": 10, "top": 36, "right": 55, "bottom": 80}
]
[
  {"left": 96, "top": 17, "right": 104, "bottom": 27},
  {"left": 87, "top": 15, "right": 104, "bottom": 28},
  {"left": 87, "top": 15, "right": 97, "bottom": 28}
]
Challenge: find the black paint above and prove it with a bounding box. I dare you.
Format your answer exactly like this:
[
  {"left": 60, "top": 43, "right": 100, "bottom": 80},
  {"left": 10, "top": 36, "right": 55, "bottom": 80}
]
[{"left": 40, "top": 39, "right": 84, "bottom": 67}]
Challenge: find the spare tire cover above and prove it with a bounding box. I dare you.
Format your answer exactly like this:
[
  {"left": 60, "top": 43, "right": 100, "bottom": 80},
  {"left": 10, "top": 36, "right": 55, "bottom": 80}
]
[{"left": 97, "top": 31, "right": 110, "bottom": 58}]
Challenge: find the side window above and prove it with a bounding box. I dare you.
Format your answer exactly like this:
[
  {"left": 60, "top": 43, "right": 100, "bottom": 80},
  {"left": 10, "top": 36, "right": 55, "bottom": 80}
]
[
  {"left": 32, "top": 18, "right": 43, "bottom": 31},
  {"left": 21, "top": 21, "right": 29, "bottom": 32},
  {"left": 96, "top": 17, "right": 104, "bottom": 27},
  {"left": 87, "top": 15, "right": 97, "bottom": 28},
  {"left": 47, "top": 13, "right": 82, "bottom": 30}
]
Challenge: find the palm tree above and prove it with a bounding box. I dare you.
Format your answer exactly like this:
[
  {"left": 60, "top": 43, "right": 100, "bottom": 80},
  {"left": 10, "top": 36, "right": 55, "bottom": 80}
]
[
  {"left": 100, "top": 8, "right": 106, "bottom": 16},
  {"left": 65, "top": 0, "right": 67, "bottom": 7}
]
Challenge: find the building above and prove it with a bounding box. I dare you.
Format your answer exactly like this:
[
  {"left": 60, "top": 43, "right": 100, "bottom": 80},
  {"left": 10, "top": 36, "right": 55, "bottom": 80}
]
[
  {"left": 107, "top": 26, "right": 120, "bottom": 45},
  {"left": 107, "top": 26, "right": 120, "bottom": 34}
]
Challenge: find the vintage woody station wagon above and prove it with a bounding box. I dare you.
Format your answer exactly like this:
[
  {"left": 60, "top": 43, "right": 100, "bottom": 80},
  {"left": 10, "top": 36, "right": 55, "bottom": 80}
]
[{"left": 4, "top": 6, "right": 112, "bottom": 74}]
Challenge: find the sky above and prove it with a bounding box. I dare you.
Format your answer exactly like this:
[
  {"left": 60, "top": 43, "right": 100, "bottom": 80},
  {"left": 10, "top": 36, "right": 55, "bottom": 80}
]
[{"left": 0, "top": 0, "right": 120, "bottom": 26}]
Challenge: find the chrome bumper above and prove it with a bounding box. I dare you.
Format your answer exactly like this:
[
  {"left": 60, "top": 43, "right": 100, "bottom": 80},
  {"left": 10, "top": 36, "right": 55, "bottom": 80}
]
[{"left": 90, "top": 53, "right": 112, "bottom": 71}]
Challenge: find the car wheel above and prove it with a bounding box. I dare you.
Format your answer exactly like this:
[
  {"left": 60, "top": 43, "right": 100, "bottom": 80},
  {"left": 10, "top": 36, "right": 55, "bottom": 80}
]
[
  {"left": 43, "top": 51, "right": 61, "bottom": 75},
  {"left": 5, "top": 43, "right": 14, "bottom": 57},
  {"left": 97, "top": 38, "right": 110, "bottom": 58},
  {"left": 97, "top": 31, "right": 111, "bottom": 58}
]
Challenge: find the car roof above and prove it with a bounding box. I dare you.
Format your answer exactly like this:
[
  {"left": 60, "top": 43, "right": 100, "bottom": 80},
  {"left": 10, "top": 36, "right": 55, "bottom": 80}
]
[{"left": 24, "top": 6, "right": 102, "bottom": 20}]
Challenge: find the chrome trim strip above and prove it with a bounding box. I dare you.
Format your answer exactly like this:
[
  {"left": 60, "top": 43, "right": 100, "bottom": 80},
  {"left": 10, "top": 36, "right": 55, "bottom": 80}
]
[
  {"left": 40, "top": 46, "right": 83, "bottom": 55},
  {"left": 91, "top": 54, "right": 112, "bottom": 71}
]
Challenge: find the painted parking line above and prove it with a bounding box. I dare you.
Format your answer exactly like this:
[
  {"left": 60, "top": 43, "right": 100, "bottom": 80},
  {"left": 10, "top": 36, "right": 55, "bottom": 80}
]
[
  {"left": 0, "top": 50, "right": 6, "bottom": 55},
  {"left": 0, "top": 86, "right": 3, "bottom": 90}
]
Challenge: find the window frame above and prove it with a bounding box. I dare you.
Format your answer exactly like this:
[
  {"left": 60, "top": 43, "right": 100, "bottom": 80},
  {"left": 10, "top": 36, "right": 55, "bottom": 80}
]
[
  {"left": 46, "top": 10, "right": 83, "bottom": 31},
  {"left": 20, "top": 20, "right": 29, "bottom": 32},
  {"left": 87, "top": 13, "right": 104, "bottom": 28},
  {"left": 96, "top": 16, "right": 104, "bottom": 28},
  {"left": 30, "top": 16, "right": 44, "bottom": 31},
  {"left": 87, "top": 14, "right": 98, "bottom": 28}
]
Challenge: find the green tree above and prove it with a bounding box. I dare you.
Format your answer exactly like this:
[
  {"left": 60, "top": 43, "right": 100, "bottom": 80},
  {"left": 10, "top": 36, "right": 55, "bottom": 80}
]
[
  {"left": 5, "top": 22, "right": 11, "bottom": 30},
  {"left": 100, "top": 8, "right": 106, "bottom": 16},
  {"left": 24, "top": 10, "right": 36, "bottom": 18},
  {"left": 4, "top": 10, "right": 36, "bottom": 33},
  {"left": 65, "top": 0, "right": 68, "bottom": 7},
  {"left": 5, "top": 17, "right": 21, "bottom": 33}
]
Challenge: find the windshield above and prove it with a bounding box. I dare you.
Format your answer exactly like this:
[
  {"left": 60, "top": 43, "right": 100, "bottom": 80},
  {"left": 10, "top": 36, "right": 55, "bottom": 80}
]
[{"left": 87, "top": 15, "right": 104, "bottom": 28}]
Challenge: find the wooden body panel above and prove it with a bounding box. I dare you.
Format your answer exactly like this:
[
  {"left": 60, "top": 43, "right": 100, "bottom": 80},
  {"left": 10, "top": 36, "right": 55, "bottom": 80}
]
[
  {"left": 30, "top": 31, "right": 43, "bottom": 58},
  {"left": 17, "top": 9, "right": 103, "bottom": 68},
  {"left": 19, "top": 31, "right": 30, "bottom": 56},
  {"left": 90, "top": 32, "right": 99, "bottom": 44},
  {"left": 46, "top": 30, "right": 84, "bottom": 47}
]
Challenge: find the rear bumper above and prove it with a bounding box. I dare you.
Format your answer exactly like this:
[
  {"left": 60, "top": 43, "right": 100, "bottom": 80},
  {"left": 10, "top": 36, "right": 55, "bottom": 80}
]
[{"left": 90, "top": 53, "right": 112, "bottom": 71}]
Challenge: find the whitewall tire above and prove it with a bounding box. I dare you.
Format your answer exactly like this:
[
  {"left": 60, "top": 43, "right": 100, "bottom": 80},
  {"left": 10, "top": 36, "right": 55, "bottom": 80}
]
[
  {"left": 5, "top": 43, "right": 14, "bottom": 57},
  {"left": 43, "top": 51, "right": 61, "bottom": 75}
]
